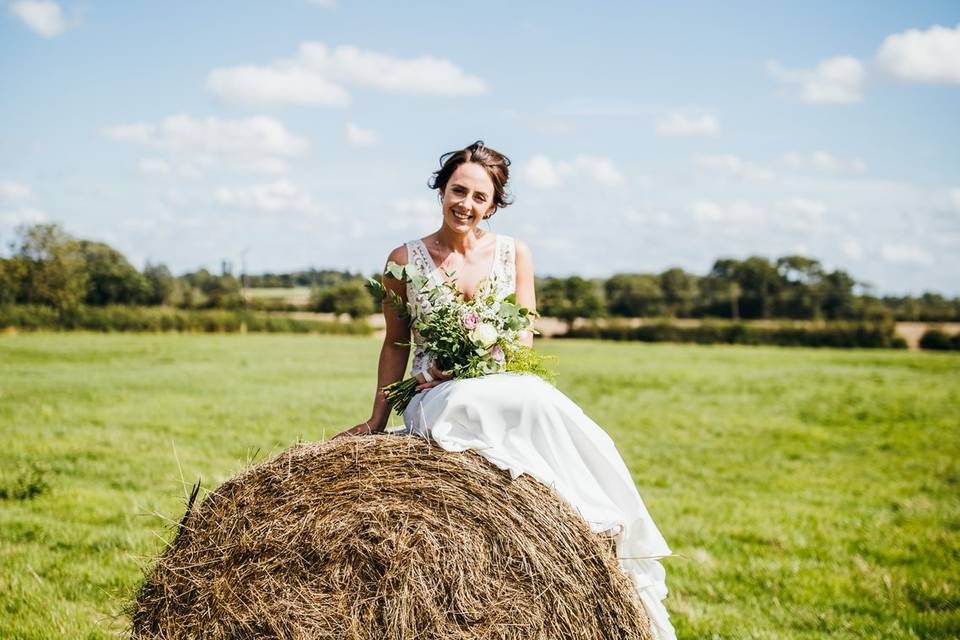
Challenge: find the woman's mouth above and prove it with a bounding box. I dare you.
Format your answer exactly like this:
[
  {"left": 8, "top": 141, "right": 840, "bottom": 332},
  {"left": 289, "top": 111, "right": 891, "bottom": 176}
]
[{"left": 452, "top": 210, "right": 473, "bottom": 223}]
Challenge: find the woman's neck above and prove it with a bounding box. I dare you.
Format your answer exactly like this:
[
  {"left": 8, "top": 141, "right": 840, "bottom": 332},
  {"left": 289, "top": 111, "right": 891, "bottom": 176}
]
[{"left": 434, "top": 225, "right": 487, "bottom": 255}]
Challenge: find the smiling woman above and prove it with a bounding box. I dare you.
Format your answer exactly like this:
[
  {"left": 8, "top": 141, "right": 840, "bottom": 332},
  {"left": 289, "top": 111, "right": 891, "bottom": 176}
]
[{"left": 337, "top": 141, "right": 678, "bottom": 639}]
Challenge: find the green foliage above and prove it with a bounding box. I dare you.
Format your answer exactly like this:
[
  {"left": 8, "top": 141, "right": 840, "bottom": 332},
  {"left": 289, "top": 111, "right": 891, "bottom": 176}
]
[
  {"left": 14, "top": 224, "right": 89, "bottom": 316},
  {"left": 309, "top": 280, "right": 375, "bottom": 318},
  {"left": 605, "top": 274, "right": 665, "bottom": 317},
  {"left": 0, "top": 305, "right": 372, "bottom": 335},
  {"left": 566, "top": 320, "right": 905, "bottom": 349},
  {"left": 537, "top": 276, "right": 606, "bottom": 325},
  {"left": 77, "top": 240, "right": 150, "bottom": 306},
  {"left": 919, "top": 329, "right": 960, "bottom": 351}
]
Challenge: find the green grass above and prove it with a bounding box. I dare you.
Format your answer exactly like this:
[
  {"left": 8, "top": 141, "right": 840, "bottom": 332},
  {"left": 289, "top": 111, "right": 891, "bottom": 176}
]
[{"left": 0, "top": 334, "right": 957, "bottom": 639}]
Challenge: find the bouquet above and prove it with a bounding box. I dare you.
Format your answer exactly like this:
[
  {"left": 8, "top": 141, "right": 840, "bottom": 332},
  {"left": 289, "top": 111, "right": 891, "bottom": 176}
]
[{"left": 368, "top": 261, "right": 554, "bottom": 415}]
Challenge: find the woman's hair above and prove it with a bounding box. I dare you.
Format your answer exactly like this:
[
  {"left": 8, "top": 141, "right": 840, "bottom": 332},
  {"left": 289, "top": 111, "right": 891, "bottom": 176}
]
[{"left": 428, "top": 140, "right": 513, "bottom": 218}]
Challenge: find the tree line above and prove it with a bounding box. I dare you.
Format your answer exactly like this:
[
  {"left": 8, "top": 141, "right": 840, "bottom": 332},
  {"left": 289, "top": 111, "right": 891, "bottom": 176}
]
[{"left": 2, "top": 224, "right": 958, "bottom": 322}]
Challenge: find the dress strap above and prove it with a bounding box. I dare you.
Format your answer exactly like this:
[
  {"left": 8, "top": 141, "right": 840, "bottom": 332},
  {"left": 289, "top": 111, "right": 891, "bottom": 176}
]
[{"left": 495, "top": 235, "right": 516, "bottom": 295}]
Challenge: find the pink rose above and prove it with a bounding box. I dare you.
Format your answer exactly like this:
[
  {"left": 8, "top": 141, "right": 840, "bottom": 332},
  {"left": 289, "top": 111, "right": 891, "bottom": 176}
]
[
  {"left": 461, "top": 310, "right": 480, "bottom": 330},
  {"left": 489, "top": 343, "right": 505, "bottom": 363}
]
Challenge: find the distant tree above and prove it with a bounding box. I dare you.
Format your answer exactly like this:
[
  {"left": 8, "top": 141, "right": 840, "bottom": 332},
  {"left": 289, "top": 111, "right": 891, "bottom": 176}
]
[
  {"left": 702, "top": 259, "right": 743, "bottom": 319},
  {"left": 776, "top": 255, "right": 825, "bottom": 319},
  {"left": 821, "top": 270, "right": 857, "bottom": 320},
  {"left": 143, "top": 262, "right": 175, "bottom": 306},
  {"left": 737, "top": 256, "right": 783, "bottom": 319},
  {"left": 77, "top": 240, "right": 150, "bottom": 305},
  {"left": 605, "top": 274, "right": 665, "bottom": 317},
  {"left": 659, "top": 268, "right": 699, "bottom": 317},
  {"left": 15, "top": 224, "right": 88, "bottom": 316},
  {"left": 326, "top": 280, "right": 375, "bottom": 318},
  {"left": 538, "top": 276, "right": 605, "bottom": 327},
  {"left": 0, "top": 256, "right": 28, "bottom": 305}
]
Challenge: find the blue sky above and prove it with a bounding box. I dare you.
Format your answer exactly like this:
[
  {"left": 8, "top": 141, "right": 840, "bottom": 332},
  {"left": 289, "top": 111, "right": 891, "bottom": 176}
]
[{"left": 2, "top": 1, "right": 959, "bottom": 294}]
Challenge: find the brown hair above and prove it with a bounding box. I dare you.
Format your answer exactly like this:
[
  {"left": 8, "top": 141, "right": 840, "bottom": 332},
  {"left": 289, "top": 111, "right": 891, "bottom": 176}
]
[{"left": 428, "top": 140, "right": 513, "bottom": 218}]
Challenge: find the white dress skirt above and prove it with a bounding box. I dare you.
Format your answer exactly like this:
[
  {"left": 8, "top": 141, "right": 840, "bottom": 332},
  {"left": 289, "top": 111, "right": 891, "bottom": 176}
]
[
  {"left": 399, "top": 235, "right": 676, "bottom": 639},
  {"left": 402, "top": 374, "right": 676, "bottom": 640}
]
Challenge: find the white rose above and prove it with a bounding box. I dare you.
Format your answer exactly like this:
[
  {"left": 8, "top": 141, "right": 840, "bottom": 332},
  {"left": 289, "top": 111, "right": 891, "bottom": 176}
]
[{"left": 470, "top": 322, "right": 498, "bottom": 349}]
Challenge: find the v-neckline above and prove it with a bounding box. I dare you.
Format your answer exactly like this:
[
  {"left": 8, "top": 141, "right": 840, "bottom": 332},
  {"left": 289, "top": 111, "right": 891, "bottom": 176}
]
[{"left": 417, "top": 234, "right": 499, "bottom": 302}]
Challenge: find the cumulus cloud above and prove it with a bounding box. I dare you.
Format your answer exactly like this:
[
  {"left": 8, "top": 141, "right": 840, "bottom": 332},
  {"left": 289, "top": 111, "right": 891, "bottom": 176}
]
[
  {"left": 655, "top": 112, "right": 719, "bottom": 136},
  {"left": 346, "top": 122, "right": 380, "bottom": 146},
  {"left": 877, "top": 23, "right": 960, "bottom": 84},
  {"left": 767, "top": 56, "right": 865, "bottom": 104},
  {"left": 520, "top": 155, "right": 625, "bottom": 189},
  {"left": 214, "top": 180, "right": 317, "bottom": 213},
  {"left": 8, "top": 1, "right": 66, "bottom": 38},
  {"left": 842, "top": 238, "right": 864, "bottom": 260},
  {"left": 951, "top": 188, "right": 960, "bottom": 212},
  {"left": 104, "top": 114, "right": 307, "bottom": 177},
  {"left": 693, "top": 154, "right": 775, "bottom": 182},
  {"left": 0, "top": 179, "right": 47, "bottom": 227},
  {"left": 207, "top": 42, "right": 488, "bottom": 108},
  {"left": 782, "top": 151, "right": 867, "bottom": 173},
  {"left": 881, "top": 243, "right": 934, "bottom": 266}
]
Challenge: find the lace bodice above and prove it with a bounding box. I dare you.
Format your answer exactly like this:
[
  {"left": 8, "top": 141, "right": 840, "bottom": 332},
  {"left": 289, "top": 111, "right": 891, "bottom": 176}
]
[{"left": 405, "top": 234, "right": 516, "bottom": 378}]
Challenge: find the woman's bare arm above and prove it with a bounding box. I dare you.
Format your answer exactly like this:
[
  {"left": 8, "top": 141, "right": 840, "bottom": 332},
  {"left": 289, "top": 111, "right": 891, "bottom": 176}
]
[
  {"left": 336, "top": 245, "right": 411, "bottom": 436},
  {"left": 514, "top": 239, "right": 536, "bottom": 348}
]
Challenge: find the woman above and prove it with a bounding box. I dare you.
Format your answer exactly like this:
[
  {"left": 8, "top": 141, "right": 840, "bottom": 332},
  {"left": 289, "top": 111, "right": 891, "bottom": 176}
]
[{"left": 338, "top": 141, "right": 676, "bottom": 640}]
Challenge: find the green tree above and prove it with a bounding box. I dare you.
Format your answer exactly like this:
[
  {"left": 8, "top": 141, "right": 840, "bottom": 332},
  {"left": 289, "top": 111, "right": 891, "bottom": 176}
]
[
  {"left": 312, "top": 280, "right": 374, "bottom": 318},
  {"left": 605, "top": 274, "right": 665, "bottom": 317},
  {"left": 143, "top": 262, "right": 175, "bottom": 306},
  {"left": 78, "top": 240, "right": 150, "bottom": 305},
  {"left": 16, "top": 224, "right": 88, "bottom": 316},
  {"left": 538, "top": 276, "right": 605, "bottom": 328},
  {"left": 659, "top": 268, "right": 699, "bottom": 317}
]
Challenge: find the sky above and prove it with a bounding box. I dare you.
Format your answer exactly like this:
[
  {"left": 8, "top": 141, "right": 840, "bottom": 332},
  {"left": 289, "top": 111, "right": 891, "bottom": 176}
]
[{"left": 1, "top": 1, "right": 959, "bottom": 295}]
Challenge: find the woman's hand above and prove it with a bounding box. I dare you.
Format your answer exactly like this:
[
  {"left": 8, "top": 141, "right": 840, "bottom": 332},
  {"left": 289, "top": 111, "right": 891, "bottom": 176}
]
[
  {"left": 415, "top": 361, "right": 453, "bottom": 391},
  {"left": 333, "top": 420, "right": 383, "bottom": 439}
]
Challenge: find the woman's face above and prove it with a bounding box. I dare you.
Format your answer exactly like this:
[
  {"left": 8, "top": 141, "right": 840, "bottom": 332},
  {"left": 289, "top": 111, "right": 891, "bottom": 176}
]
[{"left": 440, "top": 162, "right": 496, "bottom": 233}]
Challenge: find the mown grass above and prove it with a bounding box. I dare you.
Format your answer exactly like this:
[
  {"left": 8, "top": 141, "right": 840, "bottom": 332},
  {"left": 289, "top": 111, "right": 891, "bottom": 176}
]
[{"left": 0, "top": 334, "right": 957, "bottom": 639}]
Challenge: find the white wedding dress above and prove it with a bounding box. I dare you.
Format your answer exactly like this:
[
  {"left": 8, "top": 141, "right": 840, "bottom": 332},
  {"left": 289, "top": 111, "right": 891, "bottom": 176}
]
[{"left": 399, "top": 235, "right": 676, "bottom": 640}]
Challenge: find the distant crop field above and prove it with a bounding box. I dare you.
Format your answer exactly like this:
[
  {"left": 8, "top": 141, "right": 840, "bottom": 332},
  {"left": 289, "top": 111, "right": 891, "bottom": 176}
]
[{"left": 0, "top": 335, "right": 958, "bottom": 639}]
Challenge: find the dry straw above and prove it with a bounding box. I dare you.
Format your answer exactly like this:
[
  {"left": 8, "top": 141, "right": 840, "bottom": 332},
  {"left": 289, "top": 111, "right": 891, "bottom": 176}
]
[{"left": 130, "top": 435, "right": 652, "bottom": 639}]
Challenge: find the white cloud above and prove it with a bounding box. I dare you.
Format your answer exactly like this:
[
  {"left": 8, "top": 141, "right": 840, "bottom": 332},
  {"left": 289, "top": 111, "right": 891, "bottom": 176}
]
[
  {"left": 388, "top": 197, "right": 439, "bottom": 233},
  {"left": 9, "top": 1, "right": 66, "bottom": 38},
  {"left": 655, "top": 112, "right": 719, "bottom": 136},
  {"left": 782, "top": 151, "right": 867, "bottom": 173},
  {"left": 214, "top": 180, "right": 316, "bottom": 213},
  {"left": 842, "top": 238, "right": 864, "bottom": 260},
  {"left": 346, "top": 122, "right": 380, "bottom": 147},
  {"left": 694, "top": 154, "right": 775, "bottom": 182},
  {"left": 520, "top": 155, "right": 625, "bottom": 189},
  {"left": 877, "top": 23, "right": 960, "bottom": 84},
  {"left": 104, "top": 114, "right": 307, "bottom": 177},
  {"left": 881, "top": 243, "right": 934, "bottom": 266},
  {"left": 207, "top": 42, "right": 488, "bottom": 108},
  {"left": 521, "top": 155, "right": 562, "bottom": 189},
  {"left": 767, "top": 56, "right": 865, "bottom": 104},
  {"left": 951, "top": 188, "right": 960, "bottom": 212},
  {"left": 0, "top": 180, "right": 33, "bottom": 202},
  {"left": 0, "top": 207, "right": 47, "bottom": 226},
  {"left": 306, "top": 0, "right": 337, "bottom": 7},
  {"left": 0, "top": 181, "right": 46, "bottom": 227}
]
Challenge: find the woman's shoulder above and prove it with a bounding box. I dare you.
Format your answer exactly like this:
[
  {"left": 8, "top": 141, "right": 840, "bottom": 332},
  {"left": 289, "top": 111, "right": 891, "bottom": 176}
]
[
  {"left": 502, "top": 235, "right": 531, "bottom": 259},
  {"left": 386, "top": 243, "right": 410, "bottom": 266}
]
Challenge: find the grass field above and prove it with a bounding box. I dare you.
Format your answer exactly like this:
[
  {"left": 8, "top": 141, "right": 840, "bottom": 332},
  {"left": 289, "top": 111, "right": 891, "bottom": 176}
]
[{"left": 0, "top": 335, "right": 958, "bottom": 639}]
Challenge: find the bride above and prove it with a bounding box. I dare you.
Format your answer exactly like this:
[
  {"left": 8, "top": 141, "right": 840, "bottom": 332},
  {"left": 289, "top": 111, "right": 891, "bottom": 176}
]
[{"left": 337, "top": 141, "right": 676, "bottom": 639}]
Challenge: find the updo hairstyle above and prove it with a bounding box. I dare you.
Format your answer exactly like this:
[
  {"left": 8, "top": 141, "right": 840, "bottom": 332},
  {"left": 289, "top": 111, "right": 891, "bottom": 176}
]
[{"left": 428, "top": 140, "right": 513, "bottom": 218}]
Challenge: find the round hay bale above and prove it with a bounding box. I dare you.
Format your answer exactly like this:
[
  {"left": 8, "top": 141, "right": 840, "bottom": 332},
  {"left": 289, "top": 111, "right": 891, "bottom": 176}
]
[{"left": 131, "top": 435, "right": 653, "bottom": 639}]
